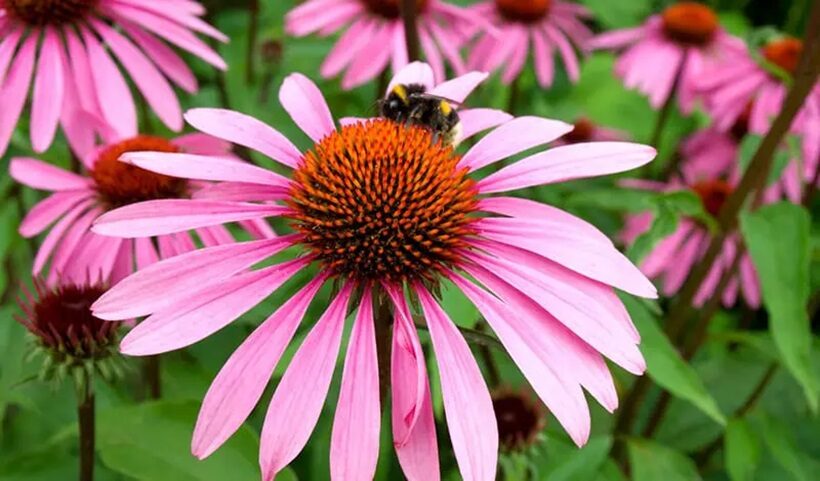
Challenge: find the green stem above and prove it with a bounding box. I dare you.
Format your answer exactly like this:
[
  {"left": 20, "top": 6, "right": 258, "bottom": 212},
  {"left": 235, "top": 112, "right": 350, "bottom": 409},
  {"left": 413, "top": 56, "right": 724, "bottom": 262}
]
[
  {"left": 400, "top": 0, "right": 421, "bottom": 62},
  {"left": 78, "top": 381, "right": 95, "bottom": 481},
  {"left": 375, "top": 293, "right": 393, "bottom": 403}
]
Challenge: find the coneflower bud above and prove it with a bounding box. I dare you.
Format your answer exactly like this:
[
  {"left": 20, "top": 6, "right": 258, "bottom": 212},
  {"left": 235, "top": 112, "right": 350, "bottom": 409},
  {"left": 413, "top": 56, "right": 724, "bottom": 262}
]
[
  {"left": 492, "top": 388, "right": 547, "bottom": 452},
  {"left": 16, "top": 279, "right": 125, "bottom": 391}
]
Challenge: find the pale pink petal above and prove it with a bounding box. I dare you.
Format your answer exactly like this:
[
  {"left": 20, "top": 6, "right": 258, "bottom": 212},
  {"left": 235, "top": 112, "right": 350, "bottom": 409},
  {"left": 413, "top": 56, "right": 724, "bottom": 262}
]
[
  {"left": 458, "top": 109, "right": 512, "bottom": 140},
  {"left": 429, "top": 71, "right": 488, "bottom": 103},
  {"left": 30, "top": 28, "right": 65, "bottom": 152},
  {"left": 459, "top": 116, "right": 573, "bottom": 172},
  {"left": 0, "top": 28, "right": 23, "bottom": 86},
  {"left": 123, "top": 25, "right": 198, "bottom": 93},
  {"left": 479, "top": 142, "right": 656, "bottom": 193},
  {"left": 588, "top": 27, "right": 645, "bottom": 50},
  {"left": 19, "top": 191, "right": 93, "bottom": 237},
  {"left": 331, "top": 287, "right": 380, "bottom": 481},
  {"left": 531, "top": 28, "right": 555, "bottom": 87},
  {"left": 91, "top": 200, "right": 288, "bottom": 237},
  {"left": 31, "top": 201, "right": 95, "bottom": 275},
  {"left": 388, "top": 61, "right": 435, "bottom": 94},
  {"left": 259, "top": 284, "right": 354, "bottom": 481},
  {"left": 192, "top": 276, "right": 326, "bottom": 459},
  {"left": 320, "top": 18, "right": 375, "bottom": 78},
  {"left": 415, "top": 285, "right": 497, "bottom": 481},
  {"left": 184, "top": 108, "right": 302, "bottom": 169},
  {"left": 544, "top": 24, "right": 580, "bottom": 82},
  {"left": 192, "top": 182, "right": 287, "bottom": 202},
  {"left": 45, "top": 208, "right": 100, "bottom": 279},
  {"left": 120, "top": 151, "right": 291, "bottom": 188},
  {"left": 280, "top": 73, "right": 335, "bottom": 142},
  {"left": 10, "top": 157, "right": 90, "bottom": 191},
  {"left": 120, "top": 259, "right": 308, "bottom": 355},
  {"left": 0, "top": 33, "right": 37, "bottom": 157},
  {"left": 92, "top": 236, "right": 296, "bottom": 319},
  {"left": 341, "top": 22, "right": 393, "bottom": 89}
]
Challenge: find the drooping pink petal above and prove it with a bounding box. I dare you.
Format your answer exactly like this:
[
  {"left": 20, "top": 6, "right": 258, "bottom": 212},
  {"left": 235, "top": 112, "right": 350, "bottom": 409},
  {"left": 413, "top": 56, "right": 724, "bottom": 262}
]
[
  {"left": 192, "top": 275, "right": 327, "bottom": 459},
  {"left": 120, "top": 151, "right": 291, "bottom": 188},
  {"left": 123, "top": 24, "right": 198, "bottom": 93},
  {"left": 478, "top": 142, "right": 656, "bottom": 193},
  {"left": 415, "top": 285, "right": 497, "bottom": 481},
  {"left": 92, "top": 235, "right": 297, "bottom": 319},
  {"left": 386, "top": 285, "right": 440, "bottom": 481},
  {"left": 30, "top": 27, "right": 65, "bottom": 152},
  {"left": 92, "top": 200, "right": 288, "bottom": 237},
  {"left": 449, "top": 271, "right": 593, "bottom": 445},
  {"left": 19, "top": 191, "right": 93, "bottom": 237},
  {"left": 459, "top": 116, "right": 572, "bottom": 172},
  {"left": 184, "top": 108, "right": 302, "bottom": 168},
  {"left": 45, "top": 208, "right": 100, "bottom": 280},
  {"left": 31, "top": 202, "right": 95, "bottom": 275},
  {"left": 331, "top": 287, "right": 380, "bottom": 481},
  {"left": 279, "top": 73, "right": 335, "bottom": 142},
  {"left": 320, "top": 18, "right": 376, "bottom": 78},
  {"left": 0, "top": 33, "right": 37, "bottom": 157},
  {"left": 120, "top": 258, "right": 309, "bottom": 355},
  {"left": 259, "top": 284, "right": 354, "bottom": 481}
]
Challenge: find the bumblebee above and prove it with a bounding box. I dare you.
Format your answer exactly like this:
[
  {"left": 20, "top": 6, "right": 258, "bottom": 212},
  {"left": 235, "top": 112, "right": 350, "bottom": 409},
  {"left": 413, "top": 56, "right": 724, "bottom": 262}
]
[{"left": 379, "top": 83, "right": 463, "bottom": 148}]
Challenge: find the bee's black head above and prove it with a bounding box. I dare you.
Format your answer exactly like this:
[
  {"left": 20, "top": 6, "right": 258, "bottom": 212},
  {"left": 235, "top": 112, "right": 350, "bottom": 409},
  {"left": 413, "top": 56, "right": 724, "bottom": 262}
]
[{"left": 379, "top": 83, "right": 428, "bottom": 120}]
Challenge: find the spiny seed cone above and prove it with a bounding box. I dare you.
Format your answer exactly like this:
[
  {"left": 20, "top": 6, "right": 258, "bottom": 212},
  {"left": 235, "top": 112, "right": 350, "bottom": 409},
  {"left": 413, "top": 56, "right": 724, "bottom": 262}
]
[{"left": 288, "top": 119, "right": 478, "bottom": 284}]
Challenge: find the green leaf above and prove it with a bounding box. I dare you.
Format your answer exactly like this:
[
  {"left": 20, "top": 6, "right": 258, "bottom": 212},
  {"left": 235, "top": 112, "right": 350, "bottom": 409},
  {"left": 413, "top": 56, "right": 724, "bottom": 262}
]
[
  {"left": 740, "top": 203, "right": 817, "bottom": 411},
  {"left": 578, "top": 0, "right": 652, "bottom": 29},
  {"left": 627, "top": 439, "right": 702, "bottom": 481},
  {"left": 755, "top": 413, "right": 811, "bottom": 481},
  {"left": 622, "top": 296, "right": 726, "bottom": 425},
  {"left": 97, "top": 400, "right": 297, "bottom": 481},
  {"left": 627, "top": 204, "right": 679, "bottom": 264},
  {"left": 725, "top": 418, "right": 760, "bottom": 481},
  {"left": 545, "top": 436, "right": 612, "bottom": 481}
]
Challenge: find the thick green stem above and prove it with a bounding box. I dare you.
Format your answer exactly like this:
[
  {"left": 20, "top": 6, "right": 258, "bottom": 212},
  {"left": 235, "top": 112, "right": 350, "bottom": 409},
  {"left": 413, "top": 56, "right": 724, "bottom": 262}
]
[
  {"left": 375, "top": 294, "right": 393, "bottom": 403},
  {"left": 78, "top": 382, "right": 95, "bottom": 481},
  {"left": 400, "top": 0, "right": 421, "bottom": 62}
]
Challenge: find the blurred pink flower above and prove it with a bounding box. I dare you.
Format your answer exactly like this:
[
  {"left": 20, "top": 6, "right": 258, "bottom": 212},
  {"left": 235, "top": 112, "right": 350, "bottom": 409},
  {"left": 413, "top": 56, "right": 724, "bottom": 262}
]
[
  {"left": 468, "top": 0, "right": 592, "bottom": 87},
  {"left": 621, "top": 148, "right": 764, "bottom": 309},
  {"left": 10, "top": 132, "right": 273, "bottom": 287},
  {"left": 90, "top": 65, "right": 656, "bottom": 481},
  {"left": 285, "top": 0, "right": 480, "bottom": 89},
  {"left": 554, "top": 117, "right": 629, "bottom": 145},
  {"left": 699, "top": 36, "right": 819, "bottom": 197},
  {"left": 590, "top": 1, "right": 743, "bottom": 112},
  {"left": 0, "top": 0, "right": 226, "bottom": 157}
]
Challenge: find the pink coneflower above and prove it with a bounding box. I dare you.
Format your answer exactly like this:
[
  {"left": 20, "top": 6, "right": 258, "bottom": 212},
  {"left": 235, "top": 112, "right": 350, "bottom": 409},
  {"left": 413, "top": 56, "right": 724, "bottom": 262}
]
[
  {"left": 90, "top": 66, "right": 656, "bottom": 481},
  {"left": 10, "top": 133, "right": 273, "bottom": 286},
  {"left": 590, "top": 1, "right": 743, "bottom": 112},
  {"left": 699, "top": 36, "right": 820, "bottom": 198},
  {"left": 621, "top": 157, "right": 762, "bottom": 308},
  {"left": 285, "top": 0, "right": 479, "bottom": 88},
  {"left": 468, "top": 0, "right": 592, "bottom": 87},
  {"left": 0, "top": 0, "right": 226, "bottom": 156}
]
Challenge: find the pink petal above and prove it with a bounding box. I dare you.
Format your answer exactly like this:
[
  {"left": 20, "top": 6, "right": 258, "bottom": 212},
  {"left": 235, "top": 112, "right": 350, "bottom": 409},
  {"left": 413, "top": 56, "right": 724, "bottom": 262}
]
[
  {"left": 19, "top": 191, "right": 93, "bottom": 237},
  {"left": 120, "top": 259, "right": 308, "bottom": 355},
  {"left": 121, "top": 151, "right": 291, "bottom": 188},
  {"left": 458, "top": 109, "right": 512, "bottom": 140},
  {"left": 31, "top": 202, "right": 95, "bottom": 275},
  {"left": 259, "top": 283, "right": 354, "bottom": 481},
  {"left": 532, "top": 28, "right": 555, "bottom": 87},
  {"left": 388, "top": 61, "right": 435, "bottom": 94},
  {"left": 10, "top": 157, "right": 89, "bottom": 191},
  {"left": 331, "top": 287, "right": 380, "bottom": 481},
  {"left": 475, "top": 217, "right": 658, "bottom": 298},
  {"left": 30, "top": 28, "right": 65, "bottom": 152},
  {"left": 415, "top": 285, "right": 497, "bottom": 481},
  {"left": 320, "top": 18, "right": 375, "bottom": 78},
  {"left": 91, "top": 200, "right": 288, "bottom": 237},
  {"left": 479, "top": 142, "right": 656, "bottom": 193},
  {"left": 386, "top": 285, "right": 440, "bottom": 481},
  {"left": 429, "top": 71, "right": 488, "bottom": 103},
  {"left": 459, "top": 116, "right": 572, "bottom": 172},
  {"left": 192, "top": 182, "right": 287, "bottom": 202},
  {"left": 192, "top": 276, "right": 327, "bottom": 459},
  {"left": 90, "top": 19, "right": 182, "bottom": 131},
  {"left": 184, "top": 108, "right": 303, "bottom": 169},
  {"left": 0, "top": 33, "right": 37, "bottom": 157},
  {"left": 450, "top": 271, "right": 593, "bottom": 444},
  {"left": 123, "top": 25, "right": 198, "bottom": 93},
  {"left": 92, "top": 236, "right": 296, "bottom": 319},
  {"left": 279, "top": 73, "right": 335, "bottom": 142},
  {"left": 341, "top": 22, "right": 393, "bottom": 89}
]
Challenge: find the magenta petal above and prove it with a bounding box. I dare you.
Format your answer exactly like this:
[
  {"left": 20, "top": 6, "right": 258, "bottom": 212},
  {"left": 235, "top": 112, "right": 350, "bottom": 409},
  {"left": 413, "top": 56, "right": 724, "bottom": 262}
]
[
  {"left": 120, "top": 151, "right": 290, "bottom": 188},
  {"left": 415, "top": 285, "right": 497, "bottom": 481},
  {"left": 10, "top": 157, "right": 89, "bottom": 191},
  {"left": 259, "top": 283, "right": 354, "bottom": 481},
  {"left": 192, "top": 276, "right": 326, "bottom": 459},
  {"left": 279, "top": 73, "right": 335, "bottom": 142},
  {"left": 387, "top": 285, "right": 440, "bottom": 481},
  {"left": 184, "top": 108, "right": 303, "bottom": 168},
  {"left": 331, "top": 287, "right": 381, "bottom": 481},
  {"left": 30, "top": 28, "right": 65, "bottom": 152},
  {"left": 92, "top": 236, "right": 296, "bottom": 319},
  {"left": 479, "top": 142, "right": 656, "bottom": 193},
  {"left": 459, "top": 116, "right": 572, "bottom": 172},
  {"left": 91, "top": 200, "right": 288, "bottom": 237},
  {"left": 120, "top": 259, "right": 309, "bottom": 356}
]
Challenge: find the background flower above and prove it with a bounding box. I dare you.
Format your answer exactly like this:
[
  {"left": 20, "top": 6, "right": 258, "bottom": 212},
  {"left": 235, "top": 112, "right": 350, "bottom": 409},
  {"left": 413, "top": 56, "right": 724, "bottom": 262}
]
[{"left": 0, "top": 0, "right": 226, "bottom": 156}]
